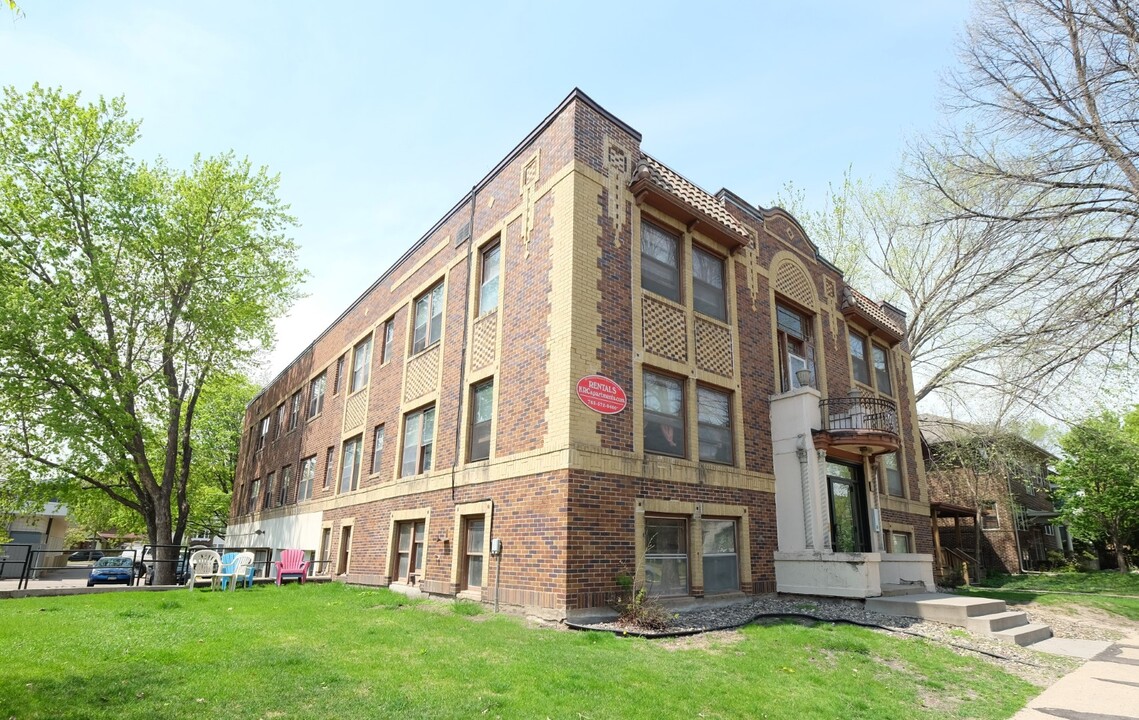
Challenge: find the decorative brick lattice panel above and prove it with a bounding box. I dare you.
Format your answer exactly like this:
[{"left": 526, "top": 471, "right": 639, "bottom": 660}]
[
  {"left": 642, "top": 295, "right": 688, "bottom": 362},
  {"left": 471, "top": 311, "right": 498, "bottom": 371},
  {"left": 774, "top": 259, "right": 815, "bottom": 309},
  {"left": 404, "top": 345, "right": 440, "bottom": 402},
  {"left": 343, "top": 390, "right": 368, "bottom": 431},
  {"left": 695, "top": 318, "right": 733, "bottom": 377}
]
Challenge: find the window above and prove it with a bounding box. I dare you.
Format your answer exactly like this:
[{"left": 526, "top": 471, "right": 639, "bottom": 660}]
[
  {"left": 340, "top": 435, "right": 362, "bottom": 493},
  {"left": 279, "top": 465, "right": 293, "bottom": 506},
  {"left": 308, "top": 373, "right": 326, "bottom": 418},
  {"left": 333, "top": 354, "right": 346, "bottom": 394},
  {"left": 395, "top": 520, "right": 425, "bottom": 584},
  {"left": 319, "top": 528, "right": 332, "bottom": 576},
  {"left": 468, "top": 379, "right": 494, "bottom": 462},
  {"left": 888, "top": 531, "right": 913, "bottom": 554},
  {"left": 263, "top": 472, "right": 275, "bottom": 509},
  {"left": 1043, "top": 524, "right": 1055, "bottom": 537},
  {"left": 776, "top": 303, "right": 814, "bottom": 391},
  {"left": 697, "top": 386, "right": 733, "bottom": 465},
  {"left": 257, "top": 416, "right": 270, "bottom": 451},
  {"left": 644, "top": 516, "right": 688, "bottom": 596},
  {"left": 381, "top": 319, "right": 395, "bottom": 364},
  {"left": 249, "top": 478, "right": 260, "bottom": 513},
  {"left": 872, "top": 345, "right": 893, "bottom": 395},
  {"left": 1015, "top": 505, "right": 1029, "bottom": 531},
  {"left": 478, "top": 242, "right": 500, "bottom": 316},
  {"left": 463, "top": 517, "right": 485, "bottom": 590},
  {"left": 702, "top": 519, "right": 739, "bottom": 594},
  {"left": 298, "top": 456, "right": 316, "bottom": 502},
  {"left": 275, "top": 404, "right": 285, "bottom": 439},
  {"left": 643, "top": 371, "right": 685, "bottom": 458},
  {"left": 641, "top": 221, "right": 680, "bottom": 302},
  {"left": 288, "top": 391, "right": 302, "bottom": 431},
  {"left": 883, "top": 452, "right": 904, "bottom": 497},
  {"left": 349, "top": 335, "right": 372, "bottom": 393},
  {"left": 692, "top": 246, "right": 726, "bottom": 321},
  {"left": 323, "top": 447, "right": 335, "bottom": 489},
  {"left": 981, "top": 501, "right": 1000, "bottom": 530},
  {"left": 849, "top": 330, "right": 871, "bottom": 386},
  {"left": 371, "top": 424, "right": 385, "bottom": 475},
  {"left": 401, "top": 406, "right": 436, "bottom": 476},
  {"left": 412, "top": 282, "right": 445, "bottom": 353}
]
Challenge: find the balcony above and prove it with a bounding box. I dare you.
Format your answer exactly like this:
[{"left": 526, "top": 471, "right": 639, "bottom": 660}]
[{"left": 813, "top": 395, "right": 900, "bottom": 455}]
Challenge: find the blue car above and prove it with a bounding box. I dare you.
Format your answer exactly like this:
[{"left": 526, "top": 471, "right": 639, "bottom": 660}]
[{"left": 86, "top": 556, "right": 135, "bottom": 587}]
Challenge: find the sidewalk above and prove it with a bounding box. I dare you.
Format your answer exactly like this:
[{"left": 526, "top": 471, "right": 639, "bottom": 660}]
[{"left": 1014, "top": 634, "right": 1139, "bottom": 719}]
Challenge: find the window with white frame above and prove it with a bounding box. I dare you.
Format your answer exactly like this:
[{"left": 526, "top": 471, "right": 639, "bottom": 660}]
[
  {"left": 887, "top": 531, "right": 912, "bottom": 554},
  {"left": 644, "top": 516, "right": 688, "bottom": 596},
  {"left": 298, "top": 456, "right": 315, "bottom": 502},
  {"left": 412, "top": 282, "right": 445, "bottom": 354},
  {"left": 395, "top": 520, "right": 425, "bottom": 584},
  {"left": 323, "top": 446, "right": 334, "bottom": 489},
  {"left": 275, "top": 404, "right": 285, "bottom": 439},
  {"left": 279, "top": 465, "right": 292, "bottom": 506},
  {"left": 257, "top": 416, "right": 270, "bottom": 450},
  {"left": 263, "top": 471, "right": 275, "bottom": 509},
  {"left": 371, "top": 424, "right": 385, "bottom": 474},
  {"left": 883, "top": 453, "right": 904, "bottom": 497},
  {"left": 381, "top": 318, "right": 395, "bottom": 364},
  {"left": 849, "top": 330, "right": 871, "bottom": 386},
  {"left": 643, "top": 371, "right": 685, "bottom": 458},
  {"left": 333, "top": 354, "right": 346, "bottom": 394},
  {"left": 776, "top": 303, "right": 814, "bottom": 391},
  {"left": 701, "top": 519, "right": 739, "bottom": 594},
  {"left": 289, "top": 390, "right": 302, "bottom": 431},
  {"left": 349, "top": 335, "right": 372, "bottom": 393},
  {"left": 697, "top": 385, "right": 733, "bottom": 465},
  {"left": 692, "top": 246, "right": 727, "bottom": 321},
  {"left": 308, "top": 373, "right": 326, "bottom": 418},
  {"left": 641, "top": 221, "right": 681, "bottom": 302},
  {"left": 463, "top": 516, "right": 485, "bottom": 590},
  {"left": 468, "top": 379, "right": 493, "bottom": 462},
  {"left": 339, "top": 435, "right": 362, "bottom": 493},
  {"left": 401, "top": 406, "right": 436, "bottom": 477},
  {"left": 478, "top": 242, "right": 500, "bottom": 317},
  {"left": 249, "top": 478, "right": 260, "bottom": 513}
]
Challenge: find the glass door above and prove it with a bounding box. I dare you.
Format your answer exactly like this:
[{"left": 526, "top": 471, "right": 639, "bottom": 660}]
[{"left": 826, "top": 461, "right": 870, "bottom": 552}]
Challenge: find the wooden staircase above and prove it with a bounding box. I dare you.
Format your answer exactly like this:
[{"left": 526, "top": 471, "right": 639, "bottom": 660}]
[{"left": 866, "top": 593, "right": 1053, "bottom": 647}]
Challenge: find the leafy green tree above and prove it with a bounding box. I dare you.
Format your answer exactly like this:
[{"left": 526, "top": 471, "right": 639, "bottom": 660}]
[
  {"left": 0, "top": 85, "right": 301, "bottom": 581},
  {"left": 1054, "top": 409, "right": 1139, "bottom": 572}
]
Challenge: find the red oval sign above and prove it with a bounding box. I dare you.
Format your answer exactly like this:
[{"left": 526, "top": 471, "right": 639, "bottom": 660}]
[{"left": 576, "top": 375, "right": 627, "bottom": 415}]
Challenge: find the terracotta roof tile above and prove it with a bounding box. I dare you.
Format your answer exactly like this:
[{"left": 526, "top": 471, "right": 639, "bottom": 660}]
[
  {"left": 639, "top": 155, "right": 750, "bottom": 237},
  {"left": 843, "top": 286, "right": 906, "bottom": 337}
]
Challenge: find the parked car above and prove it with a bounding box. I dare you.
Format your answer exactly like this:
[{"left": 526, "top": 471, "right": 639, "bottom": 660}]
[
  {"left": 86, "top": 556, "right": 134, "bottom": 587},
  {"left": 67, "top": 550, "right": 104, "bottom": 563}
]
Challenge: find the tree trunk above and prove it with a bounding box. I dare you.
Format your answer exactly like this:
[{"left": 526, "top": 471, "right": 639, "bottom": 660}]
[{"left": 148, "top": 497, "right": 178, "bottom": 585}]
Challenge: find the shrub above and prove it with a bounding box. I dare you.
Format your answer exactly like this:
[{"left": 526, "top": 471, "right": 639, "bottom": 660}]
[{"left": 612, "top": 573, "right": 673, "bottom": 631}]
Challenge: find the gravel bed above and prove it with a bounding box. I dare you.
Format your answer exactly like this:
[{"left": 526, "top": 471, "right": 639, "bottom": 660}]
[{"left": 576, "top": 594, "right": 1083, "bottom": 687}]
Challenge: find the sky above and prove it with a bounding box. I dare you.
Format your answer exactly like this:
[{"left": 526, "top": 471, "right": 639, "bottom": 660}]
[{"left": 0, "top": 0, "right": 972, "bottom": 382}]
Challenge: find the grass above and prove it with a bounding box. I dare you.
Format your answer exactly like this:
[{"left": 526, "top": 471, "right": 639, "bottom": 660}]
[
  {"left": 957, "top": 585, "right": 1139, "bottom": 621},
  {"left": 976, "top": 570, "right": 1139, "bottom": 596},
  {"left": 0, "top": 583, "right": 1038, "bottom": 719}
]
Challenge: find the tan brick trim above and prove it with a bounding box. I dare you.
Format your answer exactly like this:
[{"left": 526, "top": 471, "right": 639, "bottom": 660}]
[{"left": 634, "top": 498, "right": 751, "bottom": 596}]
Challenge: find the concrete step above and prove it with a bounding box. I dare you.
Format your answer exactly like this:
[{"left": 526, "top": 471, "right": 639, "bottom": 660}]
[
  {"left": 879, "top": 583, "right": 929, "bottom": 597},
  {"left": 866, "top": 593, "right": 1006, "bottom": 623},
  {"left": 965, "top": 610, "right": 1031, "bottom": 634},
  {"left": 991, "top": 622, "right": 1053, "bottom": 647}
]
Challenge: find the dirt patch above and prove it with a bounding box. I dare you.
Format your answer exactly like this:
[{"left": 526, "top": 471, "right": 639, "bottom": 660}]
[{"left": 654, "top": 630, "right": 746, "bottom": 652}]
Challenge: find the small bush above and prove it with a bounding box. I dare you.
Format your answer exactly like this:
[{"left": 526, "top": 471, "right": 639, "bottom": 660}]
[{"left": 612, "top": 573, "right": 673, "bottom": 631}]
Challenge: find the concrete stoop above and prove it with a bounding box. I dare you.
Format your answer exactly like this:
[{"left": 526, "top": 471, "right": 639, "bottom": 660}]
[{"left": 866, "top": 592, "right": 1053, "bottom": 647}]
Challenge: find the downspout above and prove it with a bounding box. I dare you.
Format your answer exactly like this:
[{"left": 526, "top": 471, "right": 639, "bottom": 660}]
[
  {"left": 450, "top": 189, "right": 478, "bottom": 502},
  {"left": 866, "top": 449, "right": 882, "bottom": 553}
]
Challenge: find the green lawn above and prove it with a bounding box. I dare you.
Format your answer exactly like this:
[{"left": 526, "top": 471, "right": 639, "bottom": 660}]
[
  {"left": 0, "top": 583, "right": 1037, "bottom": 720},
  {"left": 977, "top": 570, "right": 1139, "bottom": 595}
]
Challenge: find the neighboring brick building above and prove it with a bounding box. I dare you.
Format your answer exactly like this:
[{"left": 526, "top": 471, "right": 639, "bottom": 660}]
[
  {"left": 227, "top": 89, "right": 934, "bottom": 618},
  {"left": 922, "top": 416, "right": 1071, "bottom": 578}
]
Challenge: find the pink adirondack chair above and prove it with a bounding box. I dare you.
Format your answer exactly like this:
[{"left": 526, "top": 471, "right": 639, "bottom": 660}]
[{"left": 274, "top": 549, "right": 310, "bottom": 586}]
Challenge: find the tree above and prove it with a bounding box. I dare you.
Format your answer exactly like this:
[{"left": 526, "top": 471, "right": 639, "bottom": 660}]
[
  {"left": 1054, "top": 408, "right": 1139, "bottom": 572},
  {"left": 0, "top": 85, "right": 302, "bottom": 582},
  {"left": 916, "top": 0, "right": 1139, "bottom": 388}
]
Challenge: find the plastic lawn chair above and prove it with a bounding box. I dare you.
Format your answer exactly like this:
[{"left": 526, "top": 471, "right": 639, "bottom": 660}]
[{"left": 274, "top": 549, "right": 310, "bottom": 586}]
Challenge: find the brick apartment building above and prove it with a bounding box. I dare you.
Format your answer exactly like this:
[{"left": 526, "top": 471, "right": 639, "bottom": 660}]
[
  {"left": 922, "top": 417, "right": 1071, "bottom": 579},
  {"left": 227, "top": 89, "right": 935, "bottom": 618}
]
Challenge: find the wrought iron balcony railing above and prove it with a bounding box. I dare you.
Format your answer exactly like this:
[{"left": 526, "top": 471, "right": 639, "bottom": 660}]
[{"left": 819, "top": 396, "right": 899, "bottom": 435}]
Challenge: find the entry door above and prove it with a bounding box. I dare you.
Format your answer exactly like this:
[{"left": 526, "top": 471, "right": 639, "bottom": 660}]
[
  {"left": 826, "top": 461, "right": 870, "bottom": 553},
  {"left": 337, "top": 525, "right": 352, "bottom": 575}
]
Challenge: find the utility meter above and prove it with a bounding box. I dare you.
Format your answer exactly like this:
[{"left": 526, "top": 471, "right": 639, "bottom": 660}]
[{"left": 490, "top": 538, "right": 502, "bottom": 556}]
